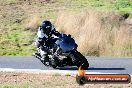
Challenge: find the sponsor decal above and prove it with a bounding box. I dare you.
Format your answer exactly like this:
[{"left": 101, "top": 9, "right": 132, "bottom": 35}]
[{"left": 76, "top": 66, "right": 131, "bottom": 85}]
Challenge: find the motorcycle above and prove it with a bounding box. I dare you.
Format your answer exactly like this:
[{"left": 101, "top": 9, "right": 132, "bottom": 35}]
[{"left": 34, "top": 34, "right": 89, "bottom": 70}]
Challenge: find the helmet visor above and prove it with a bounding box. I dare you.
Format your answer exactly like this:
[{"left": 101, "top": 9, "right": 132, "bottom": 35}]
[{"left": 43, "top": 25, "right": 51, "bottom": 34}]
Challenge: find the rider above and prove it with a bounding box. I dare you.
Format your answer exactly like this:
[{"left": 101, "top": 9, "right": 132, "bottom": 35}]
[{"left": 34, "top": 20, "right": 61, "bottom": 63}]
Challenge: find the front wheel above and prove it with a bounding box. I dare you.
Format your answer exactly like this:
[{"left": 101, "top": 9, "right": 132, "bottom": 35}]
[
  {"left": 78, "top": 57, "right": 89, "bottom": 70},
  {"left": 70, "top": 51, "right": 89, "bottom": 70}
]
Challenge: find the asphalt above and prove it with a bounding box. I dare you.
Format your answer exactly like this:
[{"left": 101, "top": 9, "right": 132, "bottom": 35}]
[{"left": 0, "top": 56, "right": 132, "bottom": 74}]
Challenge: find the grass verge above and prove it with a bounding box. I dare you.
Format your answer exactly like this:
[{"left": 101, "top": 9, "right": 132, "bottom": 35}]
[{"left": 0, "top": 0, "right": 132, "bottom": 56}]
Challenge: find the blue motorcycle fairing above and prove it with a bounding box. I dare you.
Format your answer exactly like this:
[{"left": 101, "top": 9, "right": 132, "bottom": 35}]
[{"left": 56, "top": 34, "right": 76, "bottom": 52}]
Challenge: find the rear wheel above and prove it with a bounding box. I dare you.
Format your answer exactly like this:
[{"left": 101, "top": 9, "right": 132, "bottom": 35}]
[
  {"left": 62, "top": 57, "right": 73, "bottom": 66},
  {"left": 50, "top": 57, "right": 60, "bottom": 69},
  {"left": 51, "top": 60, "right": 57, "bottom": 69}
]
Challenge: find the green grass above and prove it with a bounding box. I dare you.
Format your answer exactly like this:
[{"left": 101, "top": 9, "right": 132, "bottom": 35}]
[{"left": 0, "top": 0, "right": 132, "bottom": 56}]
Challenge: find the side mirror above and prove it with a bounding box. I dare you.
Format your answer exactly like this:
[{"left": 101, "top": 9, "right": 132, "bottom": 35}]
[{"left": 68, "top": 34, "right": 71, "bottom": 37}]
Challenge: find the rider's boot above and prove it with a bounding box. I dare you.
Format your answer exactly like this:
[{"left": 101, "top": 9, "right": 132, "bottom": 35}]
[
  {"left": 33, "top": 53, "right": 40, "bottom": 58},
  {"left": 33, "top": 48, "right": 41, "bottom": 58},
  {"left": 41, "top": 54, "right": 50, "bottom": 66}
]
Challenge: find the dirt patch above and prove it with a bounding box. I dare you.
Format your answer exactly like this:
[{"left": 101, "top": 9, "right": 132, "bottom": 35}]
[{"left": 0, "top": 72, "right": 131, "bottom": 88}]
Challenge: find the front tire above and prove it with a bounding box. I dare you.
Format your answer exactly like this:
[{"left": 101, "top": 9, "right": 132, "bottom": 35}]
[{"left": 70, "top": 51, "right": 89, "bottom": 70}]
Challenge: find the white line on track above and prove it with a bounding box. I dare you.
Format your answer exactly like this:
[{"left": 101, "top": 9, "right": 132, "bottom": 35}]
[{"left": 1, "top": 68, "right": 131, "bottom": 76}]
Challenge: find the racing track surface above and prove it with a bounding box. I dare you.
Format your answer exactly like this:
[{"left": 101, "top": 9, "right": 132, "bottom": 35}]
[{"left": 0, "top": 56, "right": 132, "bottom": 75}]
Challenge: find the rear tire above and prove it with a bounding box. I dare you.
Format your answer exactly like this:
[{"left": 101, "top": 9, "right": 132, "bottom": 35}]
[
  {"left": 52, "top": 64, "right": 57, "bottom": 69},
  {"left": 51, "top": 57, "right": 60, "bottom": 69},
  {"left": 51, "top": 60, "right": 57, "bottom": 69}
]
